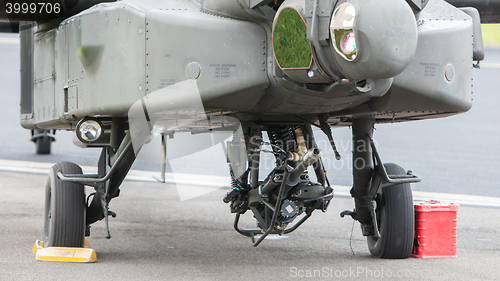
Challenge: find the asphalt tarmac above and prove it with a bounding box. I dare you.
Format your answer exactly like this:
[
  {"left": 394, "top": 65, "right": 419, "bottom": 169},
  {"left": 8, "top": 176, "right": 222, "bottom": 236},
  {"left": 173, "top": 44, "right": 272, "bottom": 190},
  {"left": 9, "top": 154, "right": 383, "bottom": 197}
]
[{"left": 1, "top": 170, "right": 499, "bottom": 281}]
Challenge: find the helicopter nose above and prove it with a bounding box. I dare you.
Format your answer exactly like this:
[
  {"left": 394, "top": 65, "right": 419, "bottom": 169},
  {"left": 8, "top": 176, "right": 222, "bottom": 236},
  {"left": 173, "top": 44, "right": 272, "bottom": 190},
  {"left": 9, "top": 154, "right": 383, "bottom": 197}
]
[
  {"left": 329, "top": 0, "right": 418, "bottom": 80},
  {"left": 272, "top": 0, "right": 418, "bottom": 83}
]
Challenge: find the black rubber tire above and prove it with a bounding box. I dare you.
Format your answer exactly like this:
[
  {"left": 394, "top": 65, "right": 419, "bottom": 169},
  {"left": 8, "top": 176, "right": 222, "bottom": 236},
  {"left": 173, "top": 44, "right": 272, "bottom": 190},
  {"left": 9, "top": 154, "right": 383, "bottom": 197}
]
[
  {"left": 367, "top": 163, "right": 414, "bottom": 259},
  {"left": 43, "top": 162, "right": 86, "bottom": 247},
  {"left": 35, "top": 130, "right": 52, "bottom": 155}
]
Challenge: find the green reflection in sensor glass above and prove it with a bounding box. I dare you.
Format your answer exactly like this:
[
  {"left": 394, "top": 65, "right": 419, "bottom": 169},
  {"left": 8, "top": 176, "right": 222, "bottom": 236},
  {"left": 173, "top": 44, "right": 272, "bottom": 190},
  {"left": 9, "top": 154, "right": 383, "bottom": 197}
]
[{"left": 273, "top": 8, "right": 312, "bottom": 69}]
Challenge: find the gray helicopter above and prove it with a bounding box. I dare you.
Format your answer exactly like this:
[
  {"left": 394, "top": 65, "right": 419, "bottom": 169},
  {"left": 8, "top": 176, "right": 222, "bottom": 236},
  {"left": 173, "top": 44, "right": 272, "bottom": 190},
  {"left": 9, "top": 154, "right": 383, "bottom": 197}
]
[{"left": 0, "top": 0, "right": 494, "bottom": 259}]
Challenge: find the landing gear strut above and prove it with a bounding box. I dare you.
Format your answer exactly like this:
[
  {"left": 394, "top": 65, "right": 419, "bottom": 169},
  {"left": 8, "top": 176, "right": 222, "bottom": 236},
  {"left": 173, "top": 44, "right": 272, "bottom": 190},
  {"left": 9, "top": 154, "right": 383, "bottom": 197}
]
[
  {"left": 44, "top": 118, "right": 139, "bottom": 243},
  {"left": 343, "top": 118, "right": 420, "bottom": 259},
  {"left": 31, "top": 130, "right": 56, "bottom": 155}
]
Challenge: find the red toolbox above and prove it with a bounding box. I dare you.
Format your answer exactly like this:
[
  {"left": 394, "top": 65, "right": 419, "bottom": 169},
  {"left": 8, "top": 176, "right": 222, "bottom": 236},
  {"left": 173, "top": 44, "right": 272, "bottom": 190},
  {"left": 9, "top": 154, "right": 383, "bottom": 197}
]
[{"left": 412, "top": 201, "right": 460, "bottom": 259}]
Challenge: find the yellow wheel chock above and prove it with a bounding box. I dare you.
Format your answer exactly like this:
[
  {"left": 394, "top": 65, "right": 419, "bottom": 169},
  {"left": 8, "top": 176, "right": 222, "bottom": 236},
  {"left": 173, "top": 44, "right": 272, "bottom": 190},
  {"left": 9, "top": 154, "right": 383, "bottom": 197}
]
[{"left": 32, "top": 240, "right": 96, "bottom": 262}]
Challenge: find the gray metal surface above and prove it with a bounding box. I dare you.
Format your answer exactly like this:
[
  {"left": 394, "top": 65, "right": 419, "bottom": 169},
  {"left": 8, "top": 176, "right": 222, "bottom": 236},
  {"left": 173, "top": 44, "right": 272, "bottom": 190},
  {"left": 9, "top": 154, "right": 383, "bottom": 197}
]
[
  {"left": 21, "top": 0, "right": 271, "bottom": 129},
  {"left": 145, "top": 4, "right": 269, "bottom": 111},
  {"left": 446, "top": 0, "right": 500, "bottom": 23},
  {"left": 20, "top": 2, "right": 149, "bottom": 129},
  {"left": 20, "top": 0, "right": 480, "bottom": 131},
  {"left": 19, "top": 22, "right": 33, "bottom": 117},
  {"left": 33, "top": 29, "right": 55, "bottom": 124},
  {"left": 333, "top": 0, "right": 474, "bottom": 120},
  {"left": 60, "top": 3, "right": 147, "bottom": 121}
]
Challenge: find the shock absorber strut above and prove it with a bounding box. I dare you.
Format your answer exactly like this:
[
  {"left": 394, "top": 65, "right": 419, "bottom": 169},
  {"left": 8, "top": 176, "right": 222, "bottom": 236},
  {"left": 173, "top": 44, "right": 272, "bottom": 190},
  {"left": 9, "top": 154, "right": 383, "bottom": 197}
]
[{"left": 351, "top": 118, "right": 375, "bottom": 225}]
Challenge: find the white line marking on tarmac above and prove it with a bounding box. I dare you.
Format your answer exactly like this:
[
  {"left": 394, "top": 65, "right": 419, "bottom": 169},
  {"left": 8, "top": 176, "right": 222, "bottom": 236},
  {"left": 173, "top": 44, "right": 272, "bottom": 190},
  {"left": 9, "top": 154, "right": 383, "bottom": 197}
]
[
  {"left": 1, "top": 159, "right": 499, "bottom": 207},
  {"left": 328, "top": 185, "right": 500, "bottom": 208},
  {"left": 0, "top": 158, "right": 229, "bottom": 186},
  {"left": 480, "top": 62, "right": 500, "bottom": 69}
]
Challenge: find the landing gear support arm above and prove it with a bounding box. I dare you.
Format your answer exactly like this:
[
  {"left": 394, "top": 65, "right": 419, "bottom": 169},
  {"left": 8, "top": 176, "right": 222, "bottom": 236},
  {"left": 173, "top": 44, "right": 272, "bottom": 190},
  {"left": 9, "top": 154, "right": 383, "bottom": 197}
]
[
  {"left": 350, "top": 118, "right": 376, "bottom": 226},
  {"left": 344, "top": 118, "right": 421, "bottom": 258},
  {"left": 56, "top": 118, "right": 140, "bottom": 238}
]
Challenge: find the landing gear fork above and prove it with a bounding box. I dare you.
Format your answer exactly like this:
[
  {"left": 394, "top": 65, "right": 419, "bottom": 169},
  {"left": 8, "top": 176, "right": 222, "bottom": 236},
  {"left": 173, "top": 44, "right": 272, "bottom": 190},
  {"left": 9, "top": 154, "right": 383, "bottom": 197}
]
[
  {"left": 351, "top": 118, "right": 376, "bottom": 226},
  {"left": 344, "top": 118, "right": 421, "bottom": 258}
]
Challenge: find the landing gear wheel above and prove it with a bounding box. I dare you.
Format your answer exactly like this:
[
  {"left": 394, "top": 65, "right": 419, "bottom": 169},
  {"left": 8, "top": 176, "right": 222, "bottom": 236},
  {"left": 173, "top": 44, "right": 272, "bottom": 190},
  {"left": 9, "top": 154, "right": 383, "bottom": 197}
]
[
  {"left": 43, "top": 162, "right": 86, "bottom": 247},
  {"left": 367, "top": 163, "right": 414, "bottom": 259},
  {"left": 34, "top": 130, "right": 52, "bottom": 155}
]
